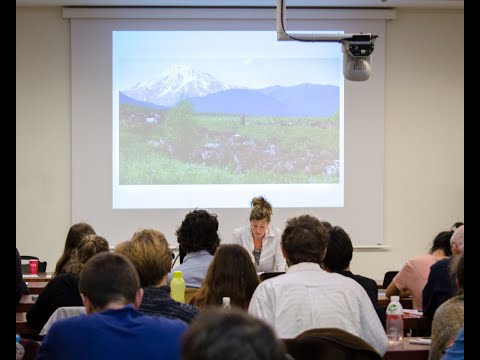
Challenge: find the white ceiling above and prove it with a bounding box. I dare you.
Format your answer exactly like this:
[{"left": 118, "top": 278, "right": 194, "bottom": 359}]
[{"left": 16, "top": 0, "right": 464, "bottom": 9}]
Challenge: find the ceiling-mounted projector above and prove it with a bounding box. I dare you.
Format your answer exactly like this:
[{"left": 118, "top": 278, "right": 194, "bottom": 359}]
[{"left": 276, "top": 0, "right": 377, "bottom": 81}]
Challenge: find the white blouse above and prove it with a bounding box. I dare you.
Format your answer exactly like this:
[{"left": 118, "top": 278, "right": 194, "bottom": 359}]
[{"left": 231, "top": 225, "right": 286, "bottom": 272}]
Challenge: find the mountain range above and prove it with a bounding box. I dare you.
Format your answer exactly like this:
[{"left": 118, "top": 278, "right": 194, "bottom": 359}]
[{"left": 120, "top": 64, "right": 339, "bottom": 117}]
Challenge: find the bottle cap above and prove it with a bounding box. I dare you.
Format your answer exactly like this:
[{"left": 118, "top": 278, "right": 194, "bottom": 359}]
[
  {"left": 390, "top": 295, "right": 400, "bottom": 302},
  {"left": 16, "top": 335, "right": 21, "bottom": 343},
  {"left": 173, "top": 270, "right": 183, "bottom": 278},
  {"left": 223, "top": 297, "right": 230, "bottom": 303}
]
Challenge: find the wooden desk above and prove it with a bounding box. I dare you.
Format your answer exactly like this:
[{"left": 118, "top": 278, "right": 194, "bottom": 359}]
[
  {"left": 23, "top": 272, "right": 53, "bottom": 282},
  {"left": 383, "top": 337, "right": 430, "bottom": 360},
  {"left": 16, "top": 295, "right": 36, "bottom": 313},
  {"left": 377, "top": 279, "right": 384, "bottom": 289},
  {"left": 403, "top": 314, "right": 432, "bottom": 333},
  {"left": 378, "top": 294, "right": 413, "bottom": 309},
  {"left": 26, "top": 282, "right": 48, "bottom": 295},
  {"left": 16, "top": 312, "right": 36, "bottom": 335}
]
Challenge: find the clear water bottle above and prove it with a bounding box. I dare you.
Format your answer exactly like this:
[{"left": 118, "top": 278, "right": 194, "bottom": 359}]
[
  {"left": 170, "top": 270, "right": 186, "bottom": 303},
  {"left": 16, "top": 334, "right": 25, "bottom": 360},
  {"left": 222, "top": 297, "right": 231, "bottom": 310},
  {"left": 386, "top": 295, "right": 404, "bottom": 344}
]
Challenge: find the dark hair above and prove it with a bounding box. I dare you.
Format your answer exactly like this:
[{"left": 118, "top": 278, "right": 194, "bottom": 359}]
[
  {"left": 63, "top": 235, "right": 109, "bottom": 274},
  {"left": 281, "top": 214, "right": 329, "bottom": 266},
  {"left": 176, "top": 209, "right": 221, "bottom": 254},
  {"left": 250, "top": 196, "right": 273, "bottom": 222},
  {"left": 194, "top": 244, "right": 260, "bottom": 310},
  {"left": 181, "top": 307, "right": 287, "bottom": 360},
  {"left": 79, "top": 252, "right": 140, "bottom": 310},
  {"left": 451, "top": 222, "right": 464, "bottom": 232},
  {"left": 54, "top": 222, "right": 96, "bottom": 276},
  {"left": 116, "top": 229, "right": 171, "bottom": 287},
  {"left": 323, "top": 226, "right": 353, "bottom": 272},
  {"left": 430, "top": 231, "right": 453, "bottom": 256}
]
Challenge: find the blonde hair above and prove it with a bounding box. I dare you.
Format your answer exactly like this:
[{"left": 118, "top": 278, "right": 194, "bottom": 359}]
[{"left": 249, "top": 196, "right": 272, "bottom": 223}]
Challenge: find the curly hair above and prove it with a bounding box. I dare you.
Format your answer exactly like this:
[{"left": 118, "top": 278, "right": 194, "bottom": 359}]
[
  {"left": 193, "top": 244, "right": 260, "bottom": 310},
  {"left": 176, "top": 209, "right": 221, "bottom": 254}
]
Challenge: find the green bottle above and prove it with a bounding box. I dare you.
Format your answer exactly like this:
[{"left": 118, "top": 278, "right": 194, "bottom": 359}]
[{"left": 170, "top": 270, "right": 186, "bottom": 303}]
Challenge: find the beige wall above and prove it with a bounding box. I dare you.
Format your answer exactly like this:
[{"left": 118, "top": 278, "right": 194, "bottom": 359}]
[{"left": 16, "top": 7, "right": 464, "bottom": 279}]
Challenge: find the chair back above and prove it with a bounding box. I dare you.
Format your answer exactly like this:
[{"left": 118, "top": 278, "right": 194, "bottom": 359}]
[
  {"left": 40, "top": 306, "right": 87, "bottom": 335},
  {"left": 185, "top": 287, "right": 199, "bottom": 304},
  {"left": 382, "top": 271, "right": 399, "bottom": 289},
  {"left": 283, "top": 328, "right": 382, "bottom": 360}
]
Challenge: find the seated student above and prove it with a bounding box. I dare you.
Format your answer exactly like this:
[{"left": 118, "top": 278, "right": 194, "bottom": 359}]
[
  {"left": 248, "top": 214, "right": 388, "bottom": 356},
  {"left": 386, "top": 228, "right": 452, "bottom": 310},
  {"left": 429, "top": 254, "right": 464, "bottom": 360},
  {"left": 322, "top": 225, "right": 385, "bottom": 326},
  {"left": 423, "top": 225, "right": 464, "bottom": 319},
  {"left": 191, "top": 244, "right": 260, "bottom": 310},
  {"left": 27, "top": 235, "right": 109, "bottom": 332},
  {"left": 53, "top": 222, "right": 96, "bottom": 276},
  {"left": 37, "top": 252, "right": 187, "bottom": 360},
  {"left": 115, "top": 229, "right": 199, "bottom": 323},
  {"left": 181, "top": 307, "right": 288, "bottom": 360},
  {"left": 169, "top": 209, "right": 221, "bottom": 288},
  {"left": 16, "top": 247, "right": 30, "bottom": 304}
]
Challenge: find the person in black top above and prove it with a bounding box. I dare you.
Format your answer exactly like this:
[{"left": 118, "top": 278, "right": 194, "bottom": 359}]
[
  {"left": 322, "top": 225, "right": 385, "bottom": 327},
  {"left": 16, "top": 247, "right": 29, "bottom": 304},
  {"left": 26, "top": 235, "right": 109, "bottom": 332},
  {"left": 422, "top": 224, "right": 464, "bottom": 319}
]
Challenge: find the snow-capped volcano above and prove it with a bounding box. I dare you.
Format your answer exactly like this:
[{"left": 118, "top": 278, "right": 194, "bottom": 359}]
[{"left": 122, "top": 64, "right": 234, "bottom": 107}]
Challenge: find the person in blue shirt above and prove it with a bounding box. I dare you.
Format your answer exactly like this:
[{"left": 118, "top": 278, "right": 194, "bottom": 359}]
[
  {"left": 169, "top": 209, "right": 221, "bottom": 288},
  {"left": 442, "top": 327, "right": 464, "bottom": 360},
  {"left": 37, "top": 252, "right": 187, "bottom": 360}
]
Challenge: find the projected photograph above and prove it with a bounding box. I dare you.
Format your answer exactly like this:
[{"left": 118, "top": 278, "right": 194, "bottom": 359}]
[{"left": 114, "top": 31, "right": 342, "bottom": 187}]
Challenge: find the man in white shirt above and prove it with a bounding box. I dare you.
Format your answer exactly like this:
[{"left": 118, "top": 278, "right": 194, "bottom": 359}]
[{"left": 248, "top": 214, "right": 388, "bottom": 356}]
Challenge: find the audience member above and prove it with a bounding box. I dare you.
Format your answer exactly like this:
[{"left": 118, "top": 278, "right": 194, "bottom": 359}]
[
  {"left": 422, "top": 225, "right": 464, "bottom": 319},
  {"left": 231, "top": 196, "right": 286, "bottom": 272},
  {"left": 181, "top": 307, "right": 288, "bottom": 360},
  {"left": 429, "top": 254, "right": 464, "bottom": 360},
  {"left": 322, "top": 225, "right": 385, "bottom": 326},
  {"left": 192, "top": 244, "right": 260, "bottom": 310},
  {"left": 37, "top": 252, "right": 187, "bottom": 360},
  {"left": 169, "top": 209, "right": 221, "bottom": 288},
  {"left": 27, "top": 235, "right": 109, "bottom": 332},
  {"left": 53, "top": 222, "right": 96, "bottom": 276},
  {"left": 386, "top": 228, "right": 453, "bottom": 310},
  {"left": 115, "top": 229, "right": 199, "bottom": 323},
  {"left": 248, "top": 214, "right": 388, "bottom": 356},
  {"left": 441, "top": 327, "right": 464, "bottom": 360},
  {"left": 16, "top": 247, "right": 30, "bottom": 304}
]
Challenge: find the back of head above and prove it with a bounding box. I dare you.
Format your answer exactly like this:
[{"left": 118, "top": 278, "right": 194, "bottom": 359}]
[
  {"left": 323, "top": 226, "right": 353, "bottom": 272},
  {"left": 450, "top": 254, "right": 464, "bottom": 293},
  {"left": 116, "top": 229, "right": 171, "bottom": 287},
  {"left": 79, "top": 252, "right": 140, "bottom": 310},
  {"left": 281, "top": 214, "right": 329, "bottom": 266},
  {"left": 176, "top": 209, "right": 221, "bottom": 254},
  {"left": 54, "top": 222, "right": 96, "bottom": 275},
  {"left": 430, "top": 230, "right": 454, "bottom": 256},
  {"left": 450, "top": 225, "right": 464, "bottom": 254},
  {"left": 250, "top": 196, "right": 273, "bottom": 223},
  {"left": 181, "top": 307, "right": 287, "bottom": 360},
  {"left": 63, "top": 235, "right": 110, "bottom": 274},
  {"left": 195, "top": 244, "right": 260, "bottom": 309}
]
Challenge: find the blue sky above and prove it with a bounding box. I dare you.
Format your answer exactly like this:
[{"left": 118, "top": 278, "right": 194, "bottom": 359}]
[{"left": 114, "top": 31, "right": 342, "bottom": 89}]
